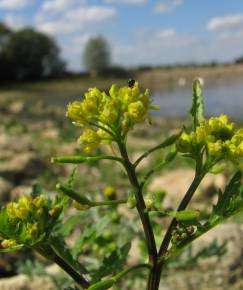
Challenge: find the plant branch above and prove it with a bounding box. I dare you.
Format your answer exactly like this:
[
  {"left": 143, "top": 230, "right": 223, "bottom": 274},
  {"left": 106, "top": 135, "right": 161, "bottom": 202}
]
[
  {"left": 158, "top": 171, "right": 206, "bottom": 259},
  {"left": 90, "top": 199, "right": 127, "bottom": 207},
  {"left": 117, "top": 141, "right": 157, "bottom": 262},
  {"left": 114, "top": 263, "right": 151, "bottom": 281},
  {"left": 36, "top": 245, "right": 90, "bottom": 289},
  {"left": 133, "top": 131, "right": 181, "bottom": 168}
]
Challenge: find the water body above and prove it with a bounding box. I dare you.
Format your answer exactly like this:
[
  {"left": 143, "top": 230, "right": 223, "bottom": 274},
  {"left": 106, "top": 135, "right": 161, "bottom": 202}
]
[{"left": 152, "top": 79, "right": 243, "bottom": 120}]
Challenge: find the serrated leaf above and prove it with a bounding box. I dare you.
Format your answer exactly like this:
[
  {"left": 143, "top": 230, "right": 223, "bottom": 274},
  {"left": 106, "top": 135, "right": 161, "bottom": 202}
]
[
  {"left": 72, "top": 216, "right": 112, "bottom": 258},
  {"left": 56, "top": 215, "right": 82, "bottom": 237},
  {"left": 213, "top": 171, "right": 242, "bottom": 218},
  {"left": 91, "top": 242, "right": 131, "bottom": 283},
  {"left": 190, "top": 79, "right": 205, "bottom": 130}
]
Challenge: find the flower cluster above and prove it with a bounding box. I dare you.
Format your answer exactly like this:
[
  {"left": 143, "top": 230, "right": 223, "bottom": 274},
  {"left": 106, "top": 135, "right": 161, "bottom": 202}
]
[
  {"left": 176, "top": 114, "right": 243, "bottom": 162},
  {"left": 66, "top": 82, "right": 158, "bottom": 152},
  {"left": 0, "top": 195, "right": 62, "bottom": 249}
]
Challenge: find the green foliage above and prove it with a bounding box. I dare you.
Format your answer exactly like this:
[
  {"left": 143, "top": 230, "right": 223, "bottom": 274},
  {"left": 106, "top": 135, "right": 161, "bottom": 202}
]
[
  {"left": 83, "top": 36, "right": 111, "bottom": 74},
  {"left": 212, "top": 171, "right": 242, "bottom": 218},
  {"left": 0, "top": 23, "right": 65, "bottom": 81},
  {"left": 0, "top": 80, "right": 242, "bottom": 290}
]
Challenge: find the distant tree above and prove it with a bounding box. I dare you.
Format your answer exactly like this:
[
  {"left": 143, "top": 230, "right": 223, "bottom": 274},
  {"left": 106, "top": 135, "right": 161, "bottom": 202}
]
[
  {"left": 0, "top": 26, "right": 65, "bottom": 81},
  {"left": 0, "top": 23, "right": 12, "bottom": 80},
  {"left": 83, "top": 36, "right": 111, "bottom": 75},
  {"left": 235, "top": 55, "right": 243, "bottom": 64}
]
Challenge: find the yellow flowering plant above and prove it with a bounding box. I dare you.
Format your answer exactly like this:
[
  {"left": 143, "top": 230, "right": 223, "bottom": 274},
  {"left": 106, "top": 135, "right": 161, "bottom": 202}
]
[{"left": 1, "top": 80, "right": 242, "bottom": 290}]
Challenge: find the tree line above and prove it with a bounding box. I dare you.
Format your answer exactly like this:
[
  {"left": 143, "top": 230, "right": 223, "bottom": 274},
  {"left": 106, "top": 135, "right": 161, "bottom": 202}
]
[
  {"left": 0, "top": 22, "right": 119, "bottom": 82},
  {"left": 0, "top": 23, "right": 66, "bottom": 81}
]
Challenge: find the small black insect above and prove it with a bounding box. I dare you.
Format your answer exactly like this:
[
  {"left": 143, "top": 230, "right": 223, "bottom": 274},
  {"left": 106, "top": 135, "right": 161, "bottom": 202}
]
[{"left": 128, "top": 79, "right": 135, "bottom": 88}]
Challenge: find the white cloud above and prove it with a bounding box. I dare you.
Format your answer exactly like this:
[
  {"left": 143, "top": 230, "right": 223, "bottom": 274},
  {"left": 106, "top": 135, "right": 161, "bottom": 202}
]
[
  {"left": 65, "top": 6, "right": 117, "bottom": 22},
  {"left": 112, "top": 28, "right": 201, "bottom": 67},
  {"left": 208, "top": 14, "right": 243, "bottom": 31},
  {"left": 104, "top": 0, "right": 146, "bottom": 4},
  {"left": 156, "top": 28, "right": 176, "bottom": 38},
  {"left": 37, "top": 20, "right": 82, "bottom": 35},
  {"left": 36, "top": 5, "right": 117, "bottom": 36},
  {"left": 154, "top": 0, "right": 183, "bottom": 13},
  {"left": 0, "top": 0, "right": 33, "bottom": 10},
  {"left": 4, "top": 14, "right": 26, "bottom": 29},
  {"left": 42, "top": 0, "right": 86, "bottom": 12}
]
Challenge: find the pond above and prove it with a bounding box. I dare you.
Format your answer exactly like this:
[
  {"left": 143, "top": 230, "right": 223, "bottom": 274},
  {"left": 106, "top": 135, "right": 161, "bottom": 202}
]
[{"left": 152, "top": 78, "right": 243, "bottom": 120}]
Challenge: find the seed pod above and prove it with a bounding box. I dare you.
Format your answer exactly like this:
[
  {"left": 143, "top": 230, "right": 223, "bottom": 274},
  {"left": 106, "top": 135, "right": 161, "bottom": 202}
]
[
  {"left": 87, "top": 278, "right": 115, "bottom": 290},
  {"left": 170, "top": 210, "right": 200, "bottom": 221}
]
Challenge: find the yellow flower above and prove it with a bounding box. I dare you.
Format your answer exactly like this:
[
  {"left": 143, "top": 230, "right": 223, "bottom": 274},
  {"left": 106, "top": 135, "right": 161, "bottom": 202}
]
[
  {"left": 66, "top": 82, "right": 159, "bottom": 151},
  {"left": 207, "top": 115, "right": 234, "bottom": 140},
  {"left": 33, "top": 195, "right": 48, "bottom": 208},
  {"left": 103, "top": 186, "right": 115, "bottom": 197},
  {"left": 207, "top": 140, "right": 224, "bottom": 157},
  {"left": 78, "top": 128, "right": 101, "bottom": 153},
  {"left": 127, "top": 101, "right": 146, "bottom": 121},
  {"left": 176, "top": 132, "right": 192, "bottom": 153},
  {"left": 66, "top": 101, "right": 87, "bottom": 124},
  {"left": 1, "top": 239, "right": 17, "bottom": 248}
]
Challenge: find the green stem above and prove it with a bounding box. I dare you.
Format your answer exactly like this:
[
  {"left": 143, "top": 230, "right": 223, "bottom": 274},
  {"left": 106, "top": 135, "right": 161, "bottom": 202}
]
[
  {"left": 36, "top": 245, "right": 90, "bottom": 289},
  {"left": 51, "top": 155, "right": 124, "bottom": 165},
  {"left": 133, "top": 131, "right": 181, "bottom": 168},
  {"left": 114, "top": 263, "right": 151, "bottom": 282},
  {"left": 146, "top": 170, "right": 206, "bottom": 289},
  {"left": 90, "top": 199, "right": 127, "bottom": 207},
  {"left": 158, "top": 171, "right": 205, "bottom": 258},
  {"left": 117, "top": 141, "right": 157, "bottom": 262}
]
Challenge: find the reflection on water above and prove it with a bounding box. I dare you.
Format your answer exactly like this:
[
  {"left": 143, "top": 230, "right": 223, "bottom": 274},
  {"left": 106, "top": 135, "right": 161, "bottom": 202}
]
[{"left": 153, "top": 79, "right": 243, "bottom": 120}]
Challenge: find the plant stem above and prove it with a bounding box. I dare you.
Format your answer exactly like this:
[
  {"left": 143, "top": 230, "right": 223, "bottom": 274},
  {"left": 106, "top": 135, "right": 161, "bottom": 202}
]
[
  {"left": 118, "top": 141, "right": 157, "bottom": 262},
  {"left": 146, "top": 171, "right": 206, "bottom": 290},
  {"left": 158, "top": 172, "right": 205, "bottom": 258},
  {"left": 114, "top": 263, "right": 151, "bottom": 281},
  {"left": 133, "top": 131, "right": 181, "bottom": 168},
  {"left": 37, "top": 245, "right": 90, "bottom": 289},
  {"left": 90, "top": 199, "right": 127, "bottom": 207}
]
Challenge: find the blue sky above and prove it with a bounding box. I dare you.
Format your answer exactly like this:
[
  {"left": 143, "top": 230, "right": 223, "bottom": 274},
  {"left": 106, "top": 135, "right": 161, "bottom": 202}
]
[{"left": 0, "top": 0, "right": 243, "bottom": 70}]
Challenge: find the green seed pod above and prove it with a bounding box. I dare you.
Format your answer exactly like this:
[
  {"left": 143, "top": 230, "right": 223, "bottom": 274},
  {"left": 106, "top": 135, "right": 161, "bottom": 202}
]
[
  {"left": 88, "top": 278, "right": 115, "bottom": 290},
  {"left": 170, "top": 210, "right": 200, "bottom": 221},
  {"left": 56, "top": 184, "right": 91, "bottom": 205}
]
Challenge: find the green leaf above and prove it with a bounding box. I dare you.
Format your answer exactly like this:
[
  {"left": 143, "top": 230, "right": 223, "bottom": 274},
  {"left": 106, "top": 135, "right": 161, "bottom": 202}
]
[
  {"left": 92, "top": 242, "right": 131, "bottom": 282},
  {"left": 167, "top": 171, "right": 242, "bottom": 263},
  {"left": 72, "top": 215, "right": 112, "bottom": 258},
  {"left": 190, "top": 79, "right": 205, "bottom": 130},
  {"left": 212, "top": 171, "right": 242, "bottom": 218},
  {"left": 56, "top": 214, "right": 83, "bottom": 237},
  {"left": 167, "top": 240, "right": 227, "bottom": 270}
]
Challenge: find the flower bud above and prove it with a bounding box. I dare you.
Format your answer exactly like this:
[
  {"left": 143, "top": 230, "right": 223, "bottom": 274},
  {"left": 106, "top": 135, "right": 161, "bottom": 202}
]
[
  {"left": 176, "top": 132, "right": 192, "bottom": 153},
  {"left": 1, "top": 239, "right": 17, "bottom": 249},
  {"left": 103, "top": 186, "right": 116, "bottom": 199}
]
